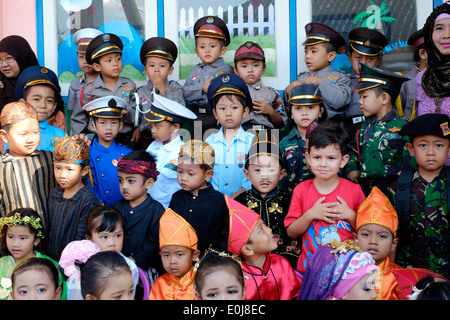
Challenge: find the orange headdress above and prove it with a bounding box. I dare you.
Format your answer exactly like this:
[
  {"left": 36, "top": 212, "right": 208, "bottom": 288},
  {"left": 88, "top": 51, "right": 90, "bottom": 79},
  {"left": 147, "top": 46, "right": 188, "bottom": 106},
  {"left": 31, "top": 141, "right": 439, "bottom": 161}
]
[{"left": 159, "top": 208, "right": 198, "bottom": 250}]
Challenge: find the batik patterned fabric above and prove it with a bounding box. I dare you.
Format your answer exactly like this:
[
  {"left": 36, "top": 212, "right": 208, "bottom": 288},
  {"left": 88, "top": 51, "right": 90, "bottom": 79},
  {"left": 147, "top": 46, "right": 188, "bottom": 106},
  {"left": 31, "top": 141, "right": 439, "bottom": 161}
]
[
  {"left": 178, "top": 139, "right": 215, "bottom": 170},
  {"left": 53, "top": 136, "right": 89, "bottom": 164},
  {"left": 0, "top": 101, "right": 37, "bottom": 126}
]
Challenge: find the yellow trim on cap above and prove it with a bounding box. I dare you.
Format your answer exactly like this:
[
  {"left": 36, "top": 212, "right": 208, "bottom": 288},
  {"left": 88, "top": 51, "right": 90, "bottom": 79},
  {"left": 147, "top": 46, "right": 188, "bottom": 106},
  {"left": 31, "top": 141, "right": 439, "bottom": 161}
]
[
  {"left": 290, "top": 95, "right": 323, "bottom": 102},
  {"left": 197, "top": 28, "right": 225, "bottom": 38},
  {"left": 302, "top": 36, "right": 330, "bottom": 46},
  {"left": 89, "top": 107, "right": 124, "bottom": 117},
  {"left": 213, "top": 87, "right": 246, "bottom": 99},
  {"left": 350, "top": 40, "right": 383, "bottom": 49},
  {"left": 358, "top": 78, "right": 387, "bottom": 85},
  {"left": 146, "top": 49, "right": 174, "bottom": 61},
  {"left": 25, "top": 80, "right": 56, "bottom": 89},
  {"left": 147, "top": 109, "right": 173, "bottom": 122},
  {"left": 91, "top": 45, "right": 121, "bottom": 60}
]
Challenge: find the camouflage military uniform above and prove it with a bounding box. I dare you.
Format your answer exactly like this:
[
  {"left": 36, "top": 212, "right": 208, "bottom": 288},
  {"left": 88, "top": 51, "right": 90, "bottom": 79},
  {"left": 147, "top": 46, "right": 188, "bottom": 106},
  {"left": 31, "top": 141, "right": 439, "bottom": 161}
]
[
  {"left": 347, "top": 109, "right": 410, "bottom": 195},
  {"left": 390, "top": 168, "right": 450, "bottom": 278},
  {"left": 234, "top": 187, "right": 301, "bottom": 269},
  {"left": 279, "top": 127, "right": 313, "bottom": 192}
]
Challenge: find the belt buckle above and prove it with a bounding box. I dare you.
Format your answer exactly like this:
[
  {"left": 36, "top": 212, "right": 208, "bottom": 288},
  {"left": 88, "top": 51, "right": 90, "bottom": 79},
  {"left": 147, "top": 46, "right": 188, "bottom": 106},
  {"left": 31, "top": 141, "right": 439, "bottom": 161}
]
[
  {"left": 352, "top": 116, "right": 364, "bottom": 124},
  {"left": 199, "top": 108, "right": 207, "bottom": 114}
]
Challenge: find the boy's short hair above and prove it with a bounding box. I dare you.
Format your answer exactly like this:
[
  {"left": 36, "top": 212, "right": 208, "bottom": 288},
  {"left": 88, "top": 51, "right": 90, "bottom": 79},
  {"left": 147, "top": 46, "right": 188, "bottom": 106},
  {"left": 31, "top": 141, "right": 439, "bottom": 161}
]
[
  {"left": 307, "top": 120, "right": 349, "bottom": 154},
  {"left": 207, "top": 74, "right": 253, "bottom": 111},
  {"left": 399, "top": 113, "right": 450, "bottom": 143},
  {"left": 178, "top": 139, "right": 215, "bottom": 171}
]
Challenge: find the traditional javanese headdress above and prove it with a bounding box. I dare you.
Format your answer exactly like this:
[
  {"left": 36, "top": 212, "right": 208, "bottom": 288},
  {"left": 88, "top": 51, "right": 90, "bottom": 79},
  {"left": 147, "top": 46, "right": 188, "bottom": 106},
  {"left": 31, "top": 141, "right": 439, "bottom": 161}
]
[
  {"left": 356, "top": 186, "right": 399, "bottom": 237},
  {"left": 53, "top": 136, "right": 90, "bottom": 165},
  {"left": 298, "top": 240, "right": 377, "bottom": 300},
  {"left": 159, "top": 208, "right": 198, "bottom": 250},
  {"left": 225, "top": 195, "right": 260, "bottom": 256},
  {"left": 178, "top": 139, "right": 215, "bottom": 170},
  {"left": 116, "top": 157, "right": 159, "bottom": 181},
  {"left": 0, "top": 211, "right": 44, "bottom": 238},
  {"left": 0, "top": 101, "right": 37, "bottom": 127}
]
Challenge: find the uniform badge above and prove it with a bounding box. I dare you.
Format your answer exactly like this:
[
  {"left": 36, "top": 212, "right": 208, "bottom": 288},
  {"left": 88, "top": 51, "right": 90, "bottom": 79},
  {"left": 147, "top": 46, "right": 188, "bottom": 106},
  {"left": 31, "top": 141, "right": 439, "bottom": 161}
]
[
  {"left": 164, "top": 159, "right": 178, "bottom": 171},
  {"left": 364, "top": 40, "right": 371, "bottom": 47},
  {"left": 389, "top": 127, "right": 401, "bottom": 132},
  {"left": 112, "top": 159, "right": 118, "bottom": 167},
  {"left": 237, "top": 152, "right": 245, "bottom": 168},
  {"left": 305, "top": 24, "right": 312, "bottom": 32},
  {"left": 40, "top": 67, "right": 48, "bottom": 74},
  {"left": 102, "top": 34, "right": 110, "bottom": 42},
  {"left": 207, "top": 16, "right": 214, "bottom": 24},
  {"left": 441, "top": 122, "right": 450, "bottom": 136},
  {"left": 121, "top": 87, "right": 133, "bottom": 97},
  {"left": 222, "top": 75, "right": 230, "bottom": 83},
  {"left": 245, "top": 41, "right": 253, "bottom": 48}
]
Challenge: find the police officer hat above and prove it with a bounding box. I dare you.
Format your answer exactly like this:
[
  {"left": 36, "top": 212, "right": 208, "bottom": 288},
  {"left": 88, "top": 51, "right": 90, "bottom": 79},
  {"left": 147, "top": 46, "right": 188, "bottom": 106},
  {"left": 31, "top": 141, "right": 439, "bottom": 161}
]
[
  {"left": 207, "top": 74, "right": 253, "bottom": 110},
  {"left": 289, "top": 83, "right": 323, "bottom": 106},
  {"left": 302, "top": 22, "right": 346, "bottom": 51},
  {"left": 355, "top": 62, "right": 409, "bottom": 93},
  {"left": 15, "top": 66, "right": 61, "bottom": 100},
  {"left": 234, "top": 41, "right": 265, "bottom": 62},
  {"left": 194, "top": 15, "right": 231, "bottom": 46},
  {"left": 82, "top": 96, "right": 127, "bottom": 119},
  {"left": 140, "top": 37, "right": 178, "bottom": 66},
  {"left": 400, "top": 114, "right": 450, "bottom": 140},
  {"left": 407, "top": 29, "right": 425, "bottom": 48},
  {"left": 85, "top": 33, "right": 123, "bottom": 65},
  {"left": 245, "top": 130, "right": 285, "bottom": 169},
  {"left": 144, "top": 93, "right": 197, "bottom": 125},
  {"left": 73, "top": 28, "right": 103, "bottom": 53},
  {"left": 348, "top": 27, "right": 387, "bottom": 56}
]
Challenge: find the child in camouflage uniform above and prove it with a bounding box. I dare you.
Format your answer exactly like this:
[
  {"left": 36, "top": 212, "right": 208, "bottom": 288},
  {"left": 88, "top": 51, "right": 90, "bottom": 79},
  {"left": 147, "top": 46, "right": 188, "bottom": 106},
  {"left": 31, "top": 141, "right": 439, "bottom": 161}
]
[
  {"left": 390, "top": 114, "right": 450, "bottom": 279},
  {"left": 346, "top": 63, "right": 410, "bottom": 197}
]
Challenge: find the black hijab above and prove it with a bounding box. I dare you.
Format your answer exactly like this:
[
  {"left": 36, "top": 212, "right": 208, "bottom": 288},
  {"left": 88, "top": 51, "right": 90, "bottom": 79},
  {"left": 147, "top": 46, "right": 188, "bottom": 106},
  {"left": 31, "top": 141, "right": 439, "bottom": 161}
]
[
  {"left": 422, "top": 3, "right": 450, "bottom": 97},
  {"left": 0, "top": 35, "right": 39, "bottom": 112}
]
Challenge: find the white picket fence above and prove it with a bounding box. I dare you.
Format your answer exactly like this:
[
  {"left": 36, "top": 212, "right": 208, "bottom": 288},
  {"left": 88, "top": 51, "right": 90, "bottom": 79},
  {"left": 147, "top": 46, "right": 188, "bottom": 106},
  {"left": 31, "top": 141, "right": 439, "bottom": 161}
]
[{"left": 179, "top": 4, "right": 275, "bottom": 38}]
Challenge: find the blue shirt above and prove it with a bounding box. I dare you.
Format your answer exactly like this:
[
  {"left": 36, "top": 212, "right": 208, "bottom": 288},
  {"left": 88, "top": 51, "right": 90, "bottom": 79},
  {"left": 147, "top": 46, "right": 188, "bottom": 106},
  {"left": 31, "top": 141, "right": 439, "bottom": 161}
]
[
  {"left": 205, "top": 127, "right": 254, "bottom": 196},
  {"left": 89, "top": 137, "right": 132, "bottom": 205}
]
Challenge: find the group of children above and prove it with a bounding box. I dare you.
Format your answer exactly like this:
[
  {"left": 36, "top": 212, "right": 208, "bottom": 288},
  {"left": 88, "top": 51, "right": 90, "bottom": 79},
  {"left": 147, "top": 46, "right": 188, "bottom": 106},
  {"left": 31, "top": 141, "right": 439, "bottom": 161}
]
[{"left": 0, "top": 8, "right": 449, "bottom": 301}]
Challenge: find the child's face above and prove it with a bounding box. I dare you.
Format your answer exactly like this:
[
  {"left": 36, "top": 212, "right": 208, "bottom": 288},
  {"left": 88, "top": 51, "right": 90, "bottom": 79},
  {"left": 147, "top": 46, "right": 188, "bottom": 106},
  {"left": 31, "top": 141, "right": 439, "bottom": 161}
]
[
  {"left": 144, "top": 56, "right": 174, "bottom": 82},
  {"left": 234, "top": 58, "right": 266, "bottom": 86},
  {"left": 87, "top": 269, "right": 134, "bottom": 300},
  {"left": 358, "top": 88, "right": 387, "bottom": 119},
  {"left": 6, "top": 225, "right": 40, "bottom": 265},
  {"left": 87, "top": 218, "right": 124, "bottom": 253},
  {"left": 118, "top": 171, "right": 153, "bottom": 205},
  {"left": 212, "top": 95, "right": 249, "bottom": 130},
  {"left": 0, "top": 118, "right": 40, "bottom": 157},
  {"left": 93, "top": 53, "right": 123, "bottom": 78},
  {"left": 244, "top": 155, "right": 285, "bottom": 198},
  {"left": 406, "top": 135, "right": 450, "bottom": 175},
  {"left": 432, "top": 18, "right": 450, "bottom": 56},
  {"left": 341, "top": 268, "right": 378, "bottom": 300},
  {"left": 196, "top": 266, "right": 246, "bottom": 300},
  {"left": 348, "top": 51, "right": 381, "bottom": 76},
  {"left": 90, "top": 117, "right": 123, "bottom": 145},
  {"left": 150, "top": 120, "right": 179, "bottom": 144},
  {"left": 54, "top": 162, "right": 88, "bottom": 191},
  {"left": 304, "top": 44, "right": 335, "bottom": 72},
  {"left": 245, "top": 219, "right": 278, "bottom": 255},
  {"left": 26, "top": 85, "right": 57, "bottom": 122},
  {"left": 0, "top": 51, "right": 20, "bottom": 78},
  {"left": 160, "top": 245, "right": 200, "bottom": 278},
  {"left": 77, "top": 51, "right": 96, "bottom": 76},
  {"left": 291, "top": 104, "right": 323, "bottom": 130},
  {"left": 12, "top": 269, "right": 62, "bottom": 300},
  {"left": 177, "top": 158, "right": 213, "bottom": 194},
  {"left": 306, "top": 144, "right": 348, "bottom": 182},
  {"left": 355, "top": 224, "right": 397, "bottom": 265},
  {"left": 195, "top": 37, "right": 226, "bottom": 64}
]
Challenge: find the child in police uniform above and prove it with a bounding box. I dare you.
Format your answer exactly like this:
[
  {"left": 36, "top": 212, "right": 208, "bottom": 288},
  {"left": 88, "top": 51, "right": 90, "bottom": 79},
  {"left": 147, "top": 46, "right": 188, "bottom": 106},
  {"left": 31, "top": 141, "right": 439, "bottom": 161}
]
[
  {"left": 235, "top": 131, "right": 301, "bottom": 269},
  {"left": 136, "top": 37, "right": 185, "bottom": 150},
  {"left": 346, "top": 63, "right": 410, "bottom": 197},
  {"left": 233, "top": 41, "right": 287, "bottom": 131},
  {"left": 82, "top": 96, "right": 132, "bottom": 205},
  {"left": 0, "top": 101, "right": 55, "bottom": 225},
  {"left": 390, "top": 114, "right": 450, "bottom": 279},
  {"left": 72, "top": 33, "right": 138, "bottom": 147},
  {"left": 204, "top": 74, "right": 254, "bottom": 197},
  {"left": 68, "top": 28, "right": 103, "bottom": 132},
  {"left": 182, "top": 15, "right": 234, "bottom": 139},
  {"left": 145, "top": 93, "right": 197, "bottom": 209},
  {"left": 355, "top": 187, "right": 402, "bottom": 300},
  {"left": 344, "top": 27, "right": 387, "bottom": 141},
  {"left": 149, "top": 208, "right": 200, "bottom": 300},
  {"left": 45, "top": 136, "right": 101, "bottom": 261},
  {"left": 12, "top": 66, "right": 66, "bottom": 152},
  {"left": 284, "top": 22, "right": 351, "bottom": 120}
]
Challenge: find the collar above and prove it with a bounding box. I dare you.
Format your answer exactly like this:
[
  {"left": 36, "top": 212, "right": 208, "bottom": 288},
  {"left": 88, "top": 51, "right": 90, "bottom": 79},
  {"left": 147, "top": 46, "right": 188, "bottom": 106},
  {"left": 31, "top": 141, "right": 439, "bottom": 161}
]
[
  {"left": 92, "top": 136, "right": 117, "bottom": 153},
  {"left": 367, "top": 108, "right": 399, "bottom": 123},
  {"left": 249, "top": 79, "right": 263, "bottom": 90},
  {"left": 251, "top": 186, "right": 279, "bottom": 199},
  {"left": 39, "top": 119, "right": 50, "bottom": 130},
  {"left": 287, "top": 127, "right": 303, "bottom": 140},
  {"left": 242, "top": 254, "right": 271, "bottom": 276},
  {"left": 200, "top": 57, "right": 225, "bottom": 67},
  {"left": 54, "top": 184, "right": 90, "bottom": 202},
  {"left": 147, "top": 135, "right": 182, "bottom": 153},
  {"left": 414, "top": 166, "right": 447, "bottom": 184},
  {"left": 168, "top": 266, "right": 195, "bottom": 286},
  {"left": 214, "top": 126, "right": 248, "bottom": 145},
  {"left": 1, "top": 150, "right": 40, "bottom": 163}
]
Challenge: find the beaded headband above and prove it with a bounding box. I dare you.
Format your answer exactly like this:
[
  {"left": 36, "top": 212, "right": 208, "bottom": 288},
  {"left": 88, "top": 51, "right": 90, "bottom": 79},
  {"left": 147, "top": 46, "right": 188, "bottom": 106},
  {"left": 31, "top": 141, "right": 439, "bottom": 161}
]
[{"left": 0, "top": 213, "right": 44, "bottom": 238}]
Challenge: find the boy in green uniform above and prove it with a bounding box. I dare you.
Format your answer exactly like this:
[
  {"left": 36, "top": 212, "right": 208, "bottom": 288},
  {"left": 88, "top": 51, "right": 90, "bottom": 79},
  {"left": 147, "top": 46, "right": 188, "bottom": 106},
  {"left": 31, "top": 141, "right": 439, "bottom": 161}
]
[
  {"left": 346, "top": 63, "right": 410, "bottom": 196},
  {"left": 390, "top": 114, "right": 450, "bottom": 279}
]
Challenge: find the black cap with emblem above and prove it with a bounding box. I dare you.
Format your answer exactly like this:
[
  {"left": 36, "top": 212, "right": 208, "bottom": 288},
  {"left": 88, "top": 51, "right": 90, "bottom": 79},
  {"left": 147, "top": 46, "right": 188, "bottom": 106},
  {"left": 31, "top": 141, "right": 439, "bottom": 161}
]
[
  {"left": 85, "top": 33, "right": 123, "bottom": 65},
  {"left": 140, "top": 37, "right": 178, "bottom": 66},
  {"left": 302, "top": 22, "right": 345, "bottom": 51},
  {"left": 348, "top": 27, "right": 387, "bottom": 56},
  {"left": 207, "top": 74, "right": 253, "bottom": 110}
]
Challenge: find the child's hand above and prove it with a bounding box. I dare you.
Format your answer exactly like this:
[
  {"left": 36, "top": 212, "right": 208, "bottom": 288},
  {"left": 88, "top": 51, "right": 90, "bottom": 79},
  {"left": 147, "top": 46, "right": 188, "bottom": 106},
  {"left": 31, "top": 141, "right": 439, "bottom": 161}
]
[
  {"left": 150, "top": 72, "right": 166, "bottom": 95},
  {"left": 304, "top": 75, "right": 322, "bottom": 86},
  {"left": 131, "top": 127, "right": 141, "bottom": 142},
  {"left": 307, "top": 196, "right": 342, "bottom": 224},
  {"left": 335, "top": 196, "right": 356, "bottom": 222},
  {"left": 253, "top": 99, "right": 274, "bottom": 115},
  {"left": 202, "top": 76, "right": 214, "bottom": 93},
  {"left": 347, "top": 170, "right": 360, "bottom": 183},
  {"left": 285, "top": 80, "right": 300, "bottom": 99}
]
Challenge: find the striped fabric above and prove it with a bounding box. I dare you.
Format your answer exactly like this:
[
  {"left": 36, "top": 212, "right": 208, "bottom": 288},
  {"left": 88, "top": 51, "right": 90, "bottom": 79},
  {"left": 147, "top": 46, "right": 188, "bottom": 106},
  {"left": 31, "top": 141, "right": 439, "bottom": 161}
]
[
  {"left": 45, "top": 185, "right": 101, "bottom": 261},
  {"left": 0, "top": 150, "right": 55, "bottom": 229}
]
